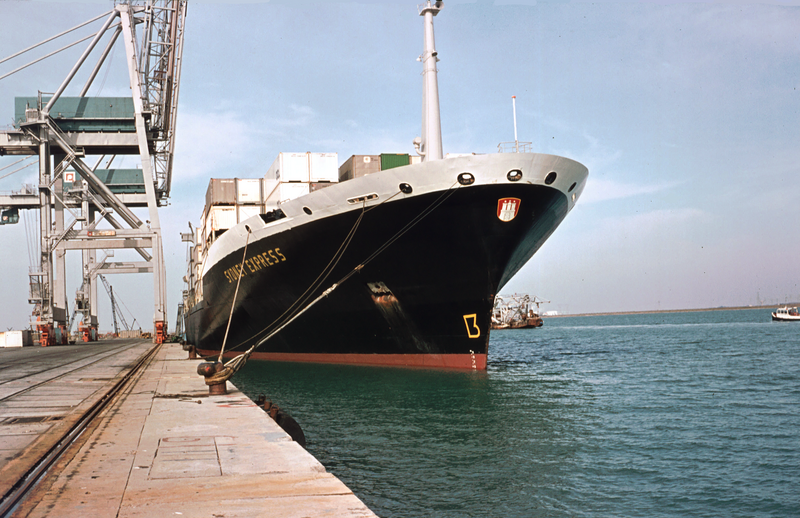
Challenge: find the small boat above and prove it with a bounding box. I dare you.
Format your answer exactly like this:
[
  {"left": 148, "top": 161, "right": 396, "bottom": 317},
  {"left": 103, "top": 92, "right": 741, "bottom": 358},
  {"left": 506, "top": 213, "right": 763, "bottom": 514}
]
[
  {"left": 772, "top": 306, "right": 800, "bottom": 321},
  {"left": 491, "top": 294, "right": 546, "bottom": 329}
]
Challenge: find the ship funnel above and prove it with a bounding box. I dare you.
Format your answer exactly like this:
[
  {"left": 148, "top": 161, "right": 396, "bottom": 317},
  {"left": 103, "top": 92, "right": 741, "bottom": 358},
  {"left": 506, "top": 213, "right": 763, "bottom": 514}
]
[{"left": 415, "top": 1, "right": 444, "bottom": 162}]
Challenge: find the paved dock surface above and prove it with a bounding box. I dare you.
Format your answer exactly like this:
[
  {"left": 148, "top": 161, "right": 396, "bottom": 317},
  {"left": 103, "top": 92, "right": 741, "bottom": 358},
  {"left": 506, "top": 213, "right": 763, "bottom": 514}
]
[{"left": 1, "top": 341, "right": 376, "bottom": 517}]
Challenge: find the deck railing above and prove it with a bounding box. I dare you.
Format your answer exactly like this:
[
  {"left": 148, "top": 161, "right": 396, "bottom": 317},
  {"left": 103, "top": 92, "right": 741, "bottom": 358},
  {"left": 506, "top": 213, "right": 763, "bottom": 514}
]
[{"left": 497, "top": 141, "right": 533, "bottom": 153}]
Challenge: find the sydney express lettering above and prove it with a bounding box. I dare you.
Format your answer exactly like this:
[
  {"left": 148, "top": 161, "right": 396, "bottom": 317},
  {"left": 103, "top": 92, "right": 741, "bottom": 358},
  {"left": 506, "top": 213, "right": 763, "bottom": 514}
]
[{"left": 223, "top": 248, "right": 287, "bottom": 283}]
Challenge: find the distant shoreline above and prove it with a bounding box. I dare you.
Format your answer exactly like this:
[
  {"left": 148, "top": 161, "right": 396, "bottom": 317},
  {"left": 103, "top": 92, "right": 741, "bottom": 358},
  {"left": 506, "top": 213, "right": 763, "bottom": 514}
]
[{"left": 543, "top": 304, "right": 798, "bottom": 318}]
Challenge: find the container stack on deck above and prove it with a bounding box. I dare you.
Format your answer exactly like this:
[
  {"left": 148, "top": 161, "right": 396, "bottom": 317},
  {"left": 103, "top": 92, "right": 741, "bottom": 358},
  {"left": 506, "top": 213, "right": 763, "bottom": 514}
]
[
  {"left": 264, "top": 152, "right": 339, "bottom": 203},
  {"left": 337, "top": 153, "right": 418, "bottom": 181},
  {"left": 199, "top": 152, "right": 341, "bottom": 254}
]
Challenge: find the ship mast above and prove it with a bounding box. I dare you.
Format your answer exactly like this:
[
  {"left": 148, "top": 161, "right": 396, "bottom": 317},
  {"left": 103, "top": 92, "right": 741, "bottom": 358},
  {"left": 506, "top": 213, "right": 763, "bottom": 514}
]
[{"left": 415, "top": 1, "right": 444, "bottom": 162}]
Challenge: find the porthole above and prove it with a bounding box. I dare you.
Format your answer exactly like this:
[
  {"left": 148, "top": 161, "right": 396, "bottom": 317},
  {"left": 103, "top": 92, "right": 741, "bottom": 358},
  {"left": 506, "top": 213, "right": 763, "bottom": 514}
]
[
  {"left": 399, "top": 182, "right": 413, "bottom": 194},
  {"left": 544, "top": 171, "right": 557, "bottom": 185},
  {"left": 458, "top": 172, "right": 475, "bottom": 185},
  {"left": 303, "top": 206, "right": 312, "bottom": 215},
  {"left": 568, "top": 182, "right": 577, "bottom": 193},
  {"left": 507, "top": 169, "right": 522, "bottom": 182}
]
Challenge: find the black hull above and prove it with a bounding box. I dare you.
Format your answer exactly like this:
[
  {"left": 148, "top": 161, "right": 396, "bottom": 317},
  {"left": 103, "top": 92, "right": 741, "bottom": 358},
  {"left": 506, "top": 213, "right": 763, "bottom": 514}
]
[{"left": 186, "top": 182, "right": 568, "bottom": 369}]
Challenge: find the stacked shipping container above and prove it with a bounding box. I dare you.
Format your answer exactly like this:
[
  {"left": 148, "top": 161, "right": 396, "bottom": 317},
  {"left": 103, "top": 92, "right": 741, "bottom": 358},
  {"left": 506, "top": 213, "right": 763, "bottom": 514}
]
[
  {"left": 263, "top": 152, "right": 338, "bottom": 206},
  {"left": 337, "top": 153, "right": 420, "bottom": 181},
  {"left": 202, "top": 179, "right": 259, "bottom": 247},
  {"left": 338, "top": 155, "right": 380, "bottom": 182},
  {"left": 200, "top": 152, "right": 340, "bottom": 252}
]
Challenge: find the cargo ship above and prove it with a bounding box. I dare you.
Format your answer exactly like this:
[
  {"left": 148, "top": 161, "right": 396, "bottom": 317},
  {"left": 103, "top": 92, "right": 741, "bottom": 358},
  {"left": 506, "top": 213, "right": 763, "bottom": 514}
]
[{"left": 182, "top": 2, "right": 588, "bottom": 369}]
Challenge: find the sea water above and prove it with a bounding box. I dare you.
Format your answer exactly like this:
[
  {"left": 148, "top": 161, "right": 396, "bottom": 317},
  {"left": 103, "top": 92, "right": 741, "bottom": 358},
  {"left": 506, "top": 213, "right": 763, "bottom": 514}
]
[{"left": 233, "top": 309, "right": 799, "bottom": 517}]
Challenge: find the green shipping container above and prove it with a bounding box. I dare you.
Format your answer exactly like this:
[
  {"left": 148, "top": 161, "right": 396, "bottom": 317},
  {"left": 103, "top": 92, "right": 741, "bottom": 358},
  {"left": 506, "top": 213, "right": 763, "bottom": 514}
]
[
  {"left": 64, "top": 169, "right": 146, "bottom": 194},
  {"left": 380, "top": 153, "right": 410, "bottom": 171},
  {"left": 14, "top": 97, "right": 135, "bottom": 132}
]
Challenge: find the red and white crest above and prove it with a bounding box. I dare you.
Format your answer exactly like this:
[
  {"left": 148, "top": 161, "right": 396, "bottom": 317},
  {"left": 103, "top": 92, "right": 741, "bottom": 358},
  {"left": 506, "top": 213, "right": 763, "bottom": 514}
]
[
  {"left": 497, "top": 198, "right": 521, "bottom": 222},
  {"left": 64, "top": 171, "right": 75, "bottom": 183}
]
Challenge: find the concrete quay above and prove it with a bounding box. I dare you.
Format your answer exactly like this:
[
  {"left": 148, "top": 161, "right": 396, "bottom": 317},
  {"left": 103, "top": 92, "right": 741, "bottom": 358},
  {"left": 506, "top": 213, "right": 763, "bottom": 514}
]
[{"left": 1, "top": 340, "right": 376, "bottom": 517}]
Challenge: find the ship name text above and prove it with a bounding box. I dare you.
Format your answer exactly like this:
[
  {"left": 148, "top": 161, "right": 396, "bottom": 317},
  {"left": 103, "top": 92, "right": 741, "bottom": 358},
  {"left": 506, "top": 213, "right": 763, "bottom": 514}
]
[{"left": 223, "top": 248, "right": 286, "bottom": 283}]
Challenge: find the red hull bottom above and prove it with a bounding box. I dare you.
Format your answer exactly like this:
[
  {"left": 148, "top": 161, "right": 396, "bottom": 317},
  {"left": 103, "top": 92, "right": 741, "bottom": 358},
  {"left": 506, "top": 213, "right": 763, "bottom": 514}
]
[{"left": 198, "top": 349, "right": 488, "bottom": 370}]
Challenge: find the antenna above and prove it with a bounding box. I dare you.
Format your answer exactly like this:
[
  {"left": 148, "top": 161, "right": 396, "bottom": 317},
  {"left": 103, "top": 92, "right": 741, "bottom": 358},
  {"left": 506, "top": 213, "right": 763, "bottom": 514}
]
[
  {"left": 497, "top": 96, "right": 531, "bottom": 153},
  {"left": 512, "top": 95, "right": 519, "bottom": 153}
]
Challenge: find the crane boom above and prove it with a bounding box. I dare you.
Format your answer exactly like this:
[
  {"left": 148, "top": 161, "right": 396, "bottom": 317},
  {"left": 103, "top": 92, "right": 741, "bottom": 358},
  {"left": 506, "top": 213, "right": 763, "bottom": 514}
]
[{"left": 98, "top": 274, "right": 130, "bottom": 335}]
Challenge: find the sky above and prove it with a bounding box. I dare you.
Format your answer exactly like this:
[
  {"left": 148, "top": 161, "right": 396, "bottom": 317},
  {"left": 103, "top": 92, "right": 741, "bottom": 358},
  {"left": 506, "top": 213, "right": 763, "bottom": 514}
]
[{"left": 1, "top": 0, "right": 799, "bottom": 331}]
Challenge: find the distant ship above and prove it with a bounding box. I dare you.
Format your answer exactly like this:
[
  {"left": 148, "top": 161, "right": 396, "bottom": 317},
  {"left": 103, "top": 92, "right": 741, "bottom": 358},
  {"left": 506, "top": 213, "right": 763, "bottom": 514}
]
[
  {"left": 491, "top": 294, "right": 546, "bottom": 330},
  {"left": 183, "top": 2, "right": 588, "bottom": 369}
]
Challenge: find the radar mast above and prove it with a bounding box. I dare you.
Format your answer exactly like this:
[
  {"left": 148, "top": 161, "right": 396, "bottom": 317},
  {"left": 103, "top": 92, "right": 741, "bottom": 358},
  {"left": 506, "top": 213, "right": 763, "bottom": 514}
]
[{"left": 415, "top": 1, "right": 444, "bottom": 162}]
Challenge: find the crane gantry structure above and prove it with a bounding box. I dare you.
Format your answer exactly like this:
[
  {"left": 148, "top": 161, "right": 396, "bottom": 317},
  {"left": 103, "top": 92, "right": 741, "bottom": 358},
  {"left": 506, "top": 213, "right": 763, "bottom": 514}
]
[{"left": 0, "top": 1, "right": 187, "bottom": 345}]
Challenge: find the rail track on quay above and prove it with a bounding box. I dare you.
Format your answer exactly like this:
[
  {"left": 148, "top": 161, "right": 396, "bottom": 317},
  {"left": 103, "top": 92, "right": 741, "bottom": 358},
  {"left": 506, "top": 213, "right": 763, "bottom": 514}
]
[
  {"left": 0, "top": 340, "right": 160, "bottom": 517},
  {"left": 0, "top": 341, "right": 150, "bottom": 402}
]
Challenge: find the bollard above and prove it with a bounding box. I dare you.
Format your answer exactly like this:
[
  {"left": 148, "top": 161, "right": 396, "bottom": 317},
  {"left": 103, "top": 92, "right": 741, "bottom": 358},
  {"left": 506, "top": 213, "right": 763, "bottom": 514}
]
[
  {"left": 197, "top": 361, "right": 227, "bottom": 395},
  {"left": 154, "top": 321, "right": 165, "bottom": 344}
]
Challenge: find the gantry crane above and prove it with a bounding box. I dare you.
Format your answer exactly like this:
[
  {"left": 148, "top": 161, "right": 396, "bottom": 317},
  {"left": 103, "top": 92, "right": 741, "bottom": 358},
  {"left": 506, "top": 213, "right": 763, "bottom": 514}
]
[{"left": 0, "top": 1, "right": 187, "bottom": 345}]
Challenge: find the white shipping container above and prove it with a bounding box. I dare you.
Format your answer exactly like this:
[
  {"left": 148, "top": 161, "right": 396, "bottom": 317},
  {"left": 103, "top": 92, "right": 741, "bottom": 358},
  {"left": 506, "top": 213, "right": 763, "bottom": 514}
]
[
  {"left": 237, "top": 204, "right": 262, "bottom": 223},
  {"left": 262, "top": 179, "right": 279, "bottom": 200},
  {"left": 267, "top": 152, "right": 310, "bottom": 182},
  {"left": 309, "top": 152, "right": 339, "bottom": 182},
  {"left": 208, "top": 206, "right": 237, "bottom": 232},
  {"left": 0, "top": 330, "right": 32, "bottom": 347},
  {"left": 203, "top": 210, "right": 212, "bottom": 244},
  {"left": 236, "top": 178, "right": 262, "bottom": 204},
  {"left": 266, "top": 182, "right": 310, "bottom": 204}
]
